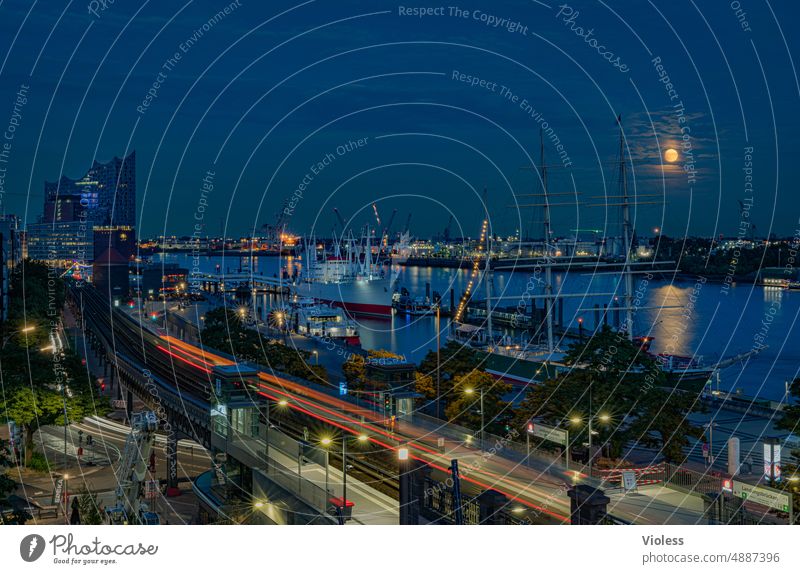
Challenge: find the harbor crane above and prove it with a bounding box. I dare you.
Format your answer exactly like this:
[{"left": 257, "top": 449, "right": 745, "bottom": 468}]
[{"left": 105, "top": 411, "right": 160, "bottom": 525}]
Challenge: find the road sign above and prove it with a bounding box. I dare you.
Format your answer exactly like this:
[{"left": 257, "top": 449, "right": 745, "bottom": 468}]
[
  {"left": 621, "top": 471, "right": 637, "bottom": 491},
  {"left": 338, "top": 381, "right": 348, "bottom": 396},
  {"left": 702, "top": 443, "right": 709, "bottom": 458},
  {"left": 528, "top": 422, "right": 568, "bottom": 446},
  {"left": 145, "top": 479, "right": 159, "bottom": 499},
  {"left": 732, "top": 481, "right": 790, "bottom": 512},
  {"left": 52, "top": 478, "right": 64, "bottom": 505}
]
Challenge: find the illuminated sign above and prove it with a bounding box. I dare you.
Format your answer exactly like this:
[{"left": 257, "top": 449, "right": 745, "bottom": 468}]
[{"left": 528, "top": 422, "right": 568, "bottom": 446}]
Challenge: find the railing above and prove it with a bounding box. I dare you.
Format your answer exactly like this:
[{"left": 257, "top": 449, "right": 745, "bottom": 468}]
[
  {"left": 656, "top": 462, "right": 725, "bottom": 496},
  {"left": 265, "top": 457, "right": 333, "bottom": 515}
]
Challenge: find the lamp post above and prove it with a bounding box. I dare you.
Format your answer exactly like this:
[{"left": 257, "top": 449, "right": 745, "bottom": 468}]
[
  {"left": 1, "top": 324, "right": 36, "bottom": 348},
  {"left": 464, "top": 387, "right": 485, "bottom": 450},
  {"left": 436, "top": 304, "right": 441, "bottom": 419},
  {"left": 312, "top": 350, "right": 319, "bottom": 365},
  {"left": 321, "top": 433, "right": 368, "bottom": 523},
  {"left": 570, "top": 385, "right": 610, "bottom": 478},
  {"left": 704, "top": 422, "right": 716, "bottom": 468}
]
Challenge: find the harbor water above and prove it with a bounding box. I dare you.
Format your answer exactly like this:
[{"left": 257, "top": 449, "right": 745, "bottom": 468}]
[{"left": 152, "top": 253, "right": 799, "bottom": 400}]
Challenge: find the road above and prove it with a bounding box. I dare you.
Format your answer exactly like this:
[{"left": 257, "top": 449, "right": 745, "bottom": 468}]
[{"left": 79, "top": 286, "right": 711, "bottom": 525}]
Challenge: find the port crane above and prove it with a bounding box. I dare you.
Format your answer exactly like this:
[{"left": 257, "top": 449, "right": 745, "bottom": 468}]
[{"left": 105, "top": 411, "right": 160, "bottom": 525}]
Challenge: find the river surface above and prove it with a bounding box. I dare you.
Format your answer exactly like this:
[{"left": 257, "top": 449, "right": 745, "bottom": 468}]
[{"left": 152, "top": 253, "right": 800, "bottom": 400}]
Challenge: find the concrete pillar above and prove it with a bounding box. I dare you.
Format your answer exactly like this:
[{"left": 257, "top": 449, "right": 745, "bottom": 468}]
[
  {"left": 399, "top": 456, "right": 421, "bottom": 525},
  {"left": 567, "top": 485, "right": 610, "bottom": 525}
]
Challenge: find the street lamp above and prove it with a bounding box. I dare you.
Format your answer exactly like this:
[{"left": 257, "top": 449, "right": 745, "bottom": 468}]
[
  {"left": 1, "top": 324, "right": 36, "bottom": 348},
  {"left": 569, "top": 410, "right": 611, "bottom": 478},
  {"left": 321, "top": 433, "right": 368, "bottom": 524},
  {"left": 312, "top": 350, "right": 318, "bottom": 365},
  {"left": 703, "top": 422, "right": 717, "bottom": 467},
  {"left": 435, "top": 304, "right": 441, "bottom": 419},
  {"left": 464, "top": 387, "right": 485, "bottom": 450}
]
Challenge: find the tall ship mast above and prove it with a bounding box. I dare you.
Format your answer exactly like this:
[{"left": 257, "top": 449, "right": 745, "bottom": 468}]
[{"left": 449, "top": 118, "right": 764, "bottom": 390}]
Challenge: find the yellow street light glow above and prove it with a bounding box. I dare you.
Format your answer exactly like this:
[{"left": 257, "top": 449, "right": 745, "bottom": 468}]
[
  {"left": 254, "top": 501, "right": 265, "bottom": 509},
  {"left": 397, "top": 447, "right": 409, "bottom": 460},
  {"left": 599, "top": 414, "right": 611, "bottom": 423},
  {"left": 357, "top": 434, "right": 368, "bottom": 442},
  {"left": 277, "top": 399, "right": 288, "bottom": 406},
  {"left": 464, "top": 388, "right": 475, "bottom": 395},
  {"left": 40, "top": 345, "right": 54, "bottom": 352},
  {"left": 320, "top": 437, "right": 332, "bottom": 446},
  {"left": 21, "top": 326, "right": 35, "bottom": 333},
  {"left": 570, "top": 416, "right": 582, "bottom": 425}
]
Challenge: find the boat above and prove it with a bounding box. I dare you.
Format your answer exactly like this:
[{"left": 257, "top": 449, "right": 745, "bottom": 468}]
[
  {"left": 391, "top": 286, "right": 437, "bottom": 316},
  {"left": 448, "top": 323, "right": 716, "bottom": 391},
  {"left": 445, "top": 121, "right": 753, "bottom": 393},
  {"left": 290, "top": 297, "right": 360, "bottom": 345},
  {"left": 291, "top": 232, "right": 396, "bottom": 317}
]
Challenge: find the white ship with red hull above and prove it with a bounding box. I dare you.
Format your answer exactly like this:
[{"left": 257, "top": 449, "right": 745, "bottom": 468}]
[
  {"left": 294, "top": 278, "right": 394, "bottom": 317},
  {"left": 292, "top": 233, "right": 396, "bottom": 318}
]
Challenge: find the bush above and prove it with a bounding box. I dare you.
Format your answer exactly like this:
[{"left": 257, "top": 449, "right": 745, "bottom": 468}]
[{"left": 27, "top": 450, "right": 51, "bottom": 472}]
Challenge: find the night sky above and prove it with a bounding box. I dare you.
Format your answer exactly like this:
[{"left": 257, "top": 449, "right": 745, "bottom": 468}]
[{"left": 0, "top": 0, "right": 797, "bottom": 240}]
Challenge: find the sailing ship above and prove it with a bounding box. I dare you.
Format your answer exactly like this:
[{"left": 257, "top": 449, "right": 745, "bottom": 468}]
[{"left": 448, "top": 120, "right": 763, "bottom": 392}]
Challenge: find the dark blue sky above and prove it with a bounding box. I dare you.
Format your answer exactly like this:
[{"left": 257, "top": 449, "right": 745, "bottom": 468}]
[{"left": 0, "top": 0, "right": 798, "bottom": 240}]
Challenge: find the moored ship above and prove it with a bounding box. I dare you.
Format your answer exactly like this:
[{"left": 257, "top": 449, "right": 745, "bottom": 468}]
[
  {"left": 291, "top": 233, "right": 396, "bottom": 317},
  {"left": 290, "top": 297, "right": 360, "bottom": 344}
]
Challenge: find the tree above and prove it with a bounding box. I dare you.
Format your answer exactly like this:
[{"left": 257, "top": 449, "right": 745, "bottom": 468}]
[
  {"left": 1, "top": 349, "right": 106, "bottom": 466},
  {"left": 514, "top": 326, "right": 701, "bottom": 462},
  {"left": 76, "top": 488, "right": 104, "bottom": 525},
  {"left": 414, "top": 371, "right": 436, "bottom": 400},
  {"left": 0, "top": 261, "right": 107, "bottom": 466},
  {"left": 444, "top": 370, "right": 512, "bottom": 433},
  {"left": 0, "top": 438, "right": 16, "bottom": 502},
  {"left": 199, "top": 307, "right": 244, "bottom": 356},
  {"left": 418, "top": 340, "right": 481, "bottom": 382},
  {"left": 200, "top": 307, "right": 330, "bottom": 384},
  {"left": 342, "top": 349, "right": 402, "bottom": 391}
]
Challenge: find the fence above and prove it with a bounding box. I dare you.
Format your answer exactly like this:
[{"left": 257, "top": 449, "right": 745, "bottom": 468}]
[{"left": 655, "top": 462, "right": 725, "bottom": 496}]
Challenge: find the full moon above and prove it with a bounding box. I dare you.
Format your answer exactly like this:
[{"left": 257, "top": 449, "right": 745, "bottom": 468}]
[{"left": 664, "top": 148, "right": 679, "bottom": 163}]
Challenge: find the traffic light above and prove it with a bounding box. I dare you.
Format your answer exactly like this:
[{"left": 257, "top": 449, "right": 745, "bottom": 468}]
[{"left": 383, "top": 392, "right": 392, "bottom": 416}]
